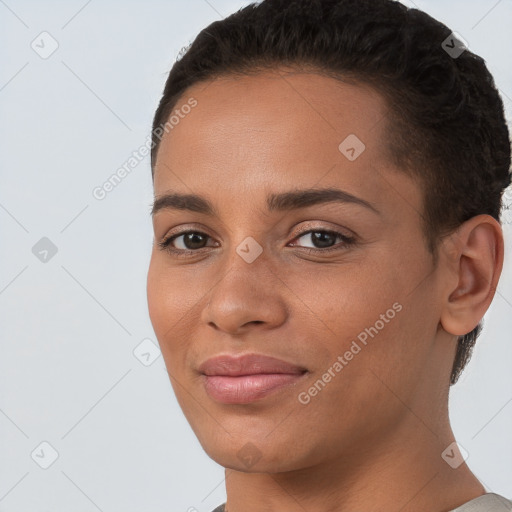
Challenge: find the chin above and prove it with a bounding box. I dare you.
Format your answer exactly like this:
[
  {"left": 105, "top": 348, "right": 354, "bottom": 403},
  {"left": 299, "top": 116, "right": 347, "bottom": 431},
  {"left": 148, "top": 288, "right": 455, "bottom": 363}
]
[{"left": 197, "top": 432, "right": 308, "bottom": 474}]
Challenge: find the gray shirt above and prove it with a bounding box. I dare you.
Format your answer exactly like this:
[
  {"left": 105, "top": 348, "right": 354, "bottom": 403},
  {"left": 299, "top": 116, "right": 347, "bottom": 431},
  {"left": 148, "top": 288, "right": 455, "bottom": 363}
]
[{"left": 211, "top": 492, "right": 512, "bottom": 512}]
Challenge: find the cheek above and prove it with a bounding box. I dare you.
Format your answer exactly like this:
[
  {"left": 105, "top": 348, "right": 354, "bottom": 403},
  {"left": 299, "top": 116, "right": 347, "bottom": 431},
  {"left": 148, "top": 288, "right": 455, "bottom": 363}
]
[
  {"left": 285, "top": 257, "right": 401, "bottom": 342},
  {"left": 287, "top": 255, "right": 424, "bottom": 388},
  {"left": 147, "top": 255, "right": 217, "bottom": 378},
  {"left": 146, "top": 257, "right": 194, "bottom": 352},
  {"left": 147, "top": 257, "right": 172, "bottom": 332},
  {"left": 322, "top": 261, "right": 439, "bottom": 403},
  {"left": 290, "top": 266, "right": 424, "bottom": 435}
]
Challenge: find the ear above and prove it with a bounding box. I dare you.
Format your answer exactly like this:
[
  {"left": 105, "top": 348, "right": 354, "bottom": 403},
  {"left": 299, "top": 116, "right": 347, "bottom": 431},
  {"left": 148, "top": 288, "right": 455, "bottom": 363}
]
[{"left": 439, "top": 214, "right": 504, "bottom": 337}]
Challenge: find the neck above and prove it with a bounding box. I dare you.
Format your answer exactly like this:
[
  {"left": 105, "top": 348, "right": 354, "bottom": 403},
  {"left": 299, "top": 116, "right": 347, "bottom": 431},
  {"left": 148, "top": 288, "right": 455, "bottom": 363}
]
[{"left": 223, "top": 413, "right": 485, "bottom": 512}]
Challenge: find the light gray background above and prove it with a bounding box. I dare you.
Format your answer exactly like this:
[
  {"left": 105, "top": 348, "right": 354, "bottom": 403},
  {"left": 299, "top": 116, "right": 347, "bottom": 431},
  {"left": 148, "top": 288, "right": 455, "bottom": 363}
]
[{"left": 0, "top": 1, "right": 511, "bottom": 511}]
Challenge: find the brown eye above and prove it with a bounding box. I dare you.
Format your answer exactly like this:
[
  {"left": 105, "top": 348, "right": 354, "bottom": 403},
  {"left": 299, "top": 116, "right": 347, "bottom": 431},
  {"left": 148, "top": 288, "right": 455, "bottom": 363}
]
[
  {"left": 289, "top": 229, "right": 355, "bottom": 251},
  {"left": 301, "top": 231, "right": 337, "bottom": 248},
  {"left": 158, "top": 230, "right": 216, "bottom": 255},
  {"left": 172, "top": 232, "right": 209, "bottom": 250}
]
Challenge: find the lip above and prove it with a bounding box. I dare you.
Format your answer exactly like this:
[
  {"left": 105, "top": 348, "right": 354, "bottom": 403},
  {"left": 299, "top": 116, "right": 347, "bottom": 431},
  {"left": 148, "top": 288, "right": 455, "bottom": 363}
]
[
  {"left": 198, "top": 353, "right": 307, "bottom": 376},
  {"left": 198, "top": 353, "right": 308, "bottom": 404}
]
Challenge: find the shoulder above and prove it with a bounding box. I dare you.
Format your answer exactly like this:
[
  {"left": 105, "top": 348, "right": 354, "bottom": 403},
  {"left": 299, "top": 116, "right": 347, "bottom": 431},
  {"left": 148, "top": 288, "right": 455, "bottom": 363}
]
[
  {"left": 451, "top": 493, "right": 512, "bottom": 512},
  {"left": 208, "top": 495, "right": 512, "bottom": 512}
]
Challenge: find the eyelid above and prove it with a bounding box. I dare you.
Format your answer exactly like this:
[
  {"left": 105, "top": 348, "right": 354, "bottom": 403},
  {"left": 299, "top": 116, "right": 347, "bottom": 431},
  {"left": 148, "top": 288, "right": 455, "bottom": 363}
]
[
  {"left": 288, "top": 220, "right": 356, "bottom": 240},
  {"left": 160, "top": 220, "right": 355, "bottom": 242},
  {"left": 157, "top": 222, "right": 218, "bottom": 244},
  {"left": 289, "top": 228, "right": 354, "bottom": 244},
  {"left": 158, "top": 228, "right": 218, "bottom": 252},
  {"left": 158, "top": 222, "right": 357, "bottom": 257}
]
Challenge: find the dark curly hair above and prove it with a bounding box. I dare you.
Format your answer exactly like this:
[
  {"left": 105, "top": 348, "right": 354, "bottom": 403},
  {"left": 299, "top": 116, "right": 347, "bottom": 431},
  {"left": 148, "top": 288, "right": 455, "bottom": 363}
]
[{"left": 150, "top": 0, "right": 511, "bottom": 385}]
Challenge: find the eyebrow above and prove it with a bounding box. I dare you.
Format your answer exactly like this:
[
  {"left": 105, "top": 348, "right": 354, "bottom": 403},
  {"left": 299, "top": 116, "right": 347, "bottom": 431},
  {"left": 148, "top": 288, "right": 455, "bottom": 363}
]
[{"left": 150, "top": 187, "right": 380, "bottom": 217}]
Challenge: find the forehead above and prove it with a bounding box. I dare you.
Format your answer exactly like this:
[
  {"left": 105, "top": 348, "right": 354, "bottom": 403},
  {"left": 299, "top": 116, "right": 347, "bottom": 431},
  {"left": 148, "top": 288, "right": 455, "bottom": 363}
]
[
  {"left": 155, "top": 70, "right": 386, "bottom": 175},
  {"left": 153, "top": 69, "right": 420, "bottom": 219}
]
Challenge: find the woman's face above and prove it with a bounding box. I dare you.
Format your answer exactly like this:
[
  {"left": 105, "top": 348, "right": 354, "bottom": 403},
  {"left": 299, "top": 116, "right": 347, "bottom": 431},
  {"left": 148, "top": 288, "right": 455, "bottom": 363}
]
[{"left": 147, "top": 70, "right": 453, "bottom": 472}]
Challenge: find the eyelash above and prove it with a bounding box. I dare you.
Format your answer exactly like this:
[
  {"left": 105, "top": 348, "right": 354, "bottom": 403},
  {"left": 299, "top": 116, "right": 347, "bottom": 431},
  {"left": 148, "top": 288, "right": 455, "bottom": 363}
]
[{"left": 157, "top": 228, "right": 356, "bottom": 258}]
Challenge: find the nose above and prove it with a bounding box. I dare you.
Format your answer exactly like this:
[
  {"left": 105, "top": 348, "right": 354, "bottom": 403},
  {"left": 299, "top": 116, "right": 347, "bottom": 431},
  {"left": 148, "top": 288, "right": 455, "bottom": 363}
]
[{"left": 201, "top": 256, "right": 288, "bottom": 336}]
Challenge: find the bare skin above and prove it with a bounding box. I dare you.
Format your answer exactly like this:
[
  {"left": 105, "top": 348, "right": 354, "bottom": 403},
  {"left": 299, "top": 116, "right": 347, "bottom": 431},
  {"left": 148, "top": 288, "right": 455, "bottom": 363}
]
[{"left": 146, "top": 69, "right": 503, "bottom": 512}]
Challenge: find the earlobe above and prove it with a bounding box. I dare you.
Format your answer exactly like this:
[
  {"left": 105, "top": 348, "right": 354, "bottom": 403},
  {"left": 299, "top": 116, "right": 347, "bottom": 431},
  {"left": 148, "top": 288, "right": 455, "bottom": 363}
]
[{"left": 439, "top": 215, "right": 504, "bottom": 337}]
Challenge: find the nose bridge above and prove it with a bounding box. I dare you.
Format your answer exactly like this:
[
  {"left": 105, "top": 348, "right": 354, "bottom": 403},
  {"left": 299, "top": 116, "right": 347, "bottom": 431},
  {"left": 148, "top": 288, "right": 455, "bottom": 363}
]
[
  {"left": 211, "top": 201, "right": 285, "bottom": 288},
  {"left": 220, "top": 209, "right": 269, "bottom": 267},
  {"left": 202, "top": 232, "right": 287, "bottom": 332},
  {"left": 221, "top": 231, "right": 269, "bottom": 291}
]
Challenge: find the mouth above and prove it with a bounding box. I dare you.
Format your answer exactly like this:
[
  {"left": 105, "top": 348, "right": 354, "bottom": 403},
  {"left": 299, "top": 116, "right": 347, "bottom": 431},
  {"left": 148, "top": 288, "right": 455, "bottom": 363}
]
[
  {"left": 198, "top": 353, "right": 309, "bottom": 404},
  {"left": 202, "top": 372, "right": 308, "bottom": 404}
]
